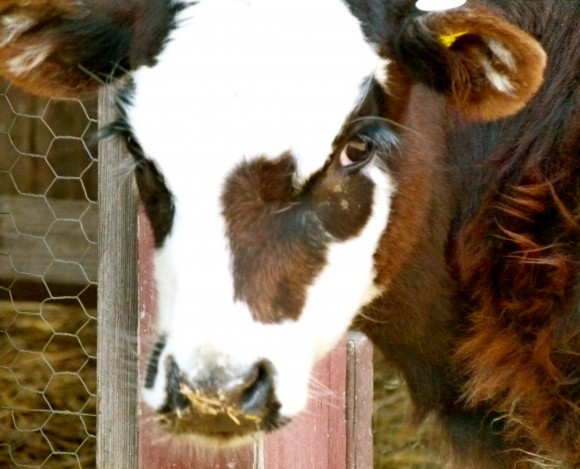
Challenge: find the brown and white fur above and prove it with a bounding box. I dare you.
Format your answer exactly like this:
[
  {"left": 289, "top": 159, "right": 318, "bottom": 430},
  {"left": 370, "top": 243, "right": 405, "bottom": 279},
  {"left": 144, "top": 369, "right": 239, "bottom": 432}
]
[{"left": 1, "top": 0, "right": 578, "bottom": 467}]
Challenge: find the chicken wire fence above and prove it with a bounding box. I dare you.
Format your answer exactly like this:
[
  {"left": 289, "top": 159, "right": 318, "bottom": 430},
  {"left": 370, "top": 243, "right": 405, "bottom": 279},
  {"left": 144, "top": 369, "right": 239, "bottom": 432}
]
[{"left": 0, "top": 78, "right": 99, "bottom": 469}]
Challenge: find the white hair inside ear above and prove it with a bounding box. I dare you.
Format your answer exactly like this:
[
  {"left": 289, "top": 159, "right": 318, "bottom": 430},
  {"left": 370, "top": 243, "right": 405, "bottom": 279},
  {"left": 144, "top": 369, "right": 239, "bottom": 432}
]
[{"left": 415, "top": 0, "right": 467, "bottom": 11}]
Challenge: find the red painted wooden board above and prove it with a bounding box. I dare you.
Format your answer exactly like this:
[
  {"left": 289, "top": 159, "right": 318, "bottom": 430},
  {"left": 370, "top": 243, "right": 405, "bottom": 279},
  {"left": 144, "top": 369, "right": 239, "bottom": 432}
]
[{"left": 137, "top": 210, "right": 372, "bottom": 468}]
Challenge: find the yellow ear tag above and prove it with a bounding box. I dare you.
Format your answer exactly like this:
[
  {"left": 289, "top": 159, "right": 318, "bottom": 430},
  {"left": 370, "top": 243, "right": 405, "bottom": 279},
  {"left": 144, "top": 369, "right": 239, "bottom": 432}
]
[{"left": 439, "top": 31, "right": 469, "bottom": 48}]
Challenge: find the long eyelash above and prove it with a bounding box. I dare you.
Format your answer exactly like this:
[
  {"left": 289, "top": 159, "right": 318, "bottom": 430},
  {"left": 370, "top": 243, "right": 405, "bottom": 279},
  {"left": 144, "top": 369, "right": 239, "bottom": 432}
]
[
  {"left": 349, "top": 115, "right": 423, "bottom": 139},
  {"left": 355, "top": 121, "right": 400, "bottom": 154}
]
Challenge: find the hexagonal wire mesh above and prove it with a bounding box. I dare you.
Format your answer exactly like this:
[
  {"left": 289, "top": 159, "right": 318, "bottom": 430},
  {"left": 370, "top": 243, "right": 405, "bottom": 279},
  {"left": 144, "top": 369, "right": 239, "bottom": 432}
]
[{"left": 0, "top": 78, "right": 98, "bottom": 468}]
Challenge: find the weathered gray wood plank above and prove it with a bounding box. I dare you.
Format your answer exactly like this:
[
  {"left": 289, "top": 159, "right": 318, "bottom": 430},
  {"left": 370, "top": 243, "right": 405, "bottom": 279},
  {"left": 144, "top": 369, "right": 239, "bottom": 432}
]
[
  {"left": 97, "top": 86, "right": 139, "bottom": 469},
  {"left": 347, "top": 332, "right": 374, "bottom": 469},
  {"left": 0, "top": 195, "right": 98, "bottom": 284}
]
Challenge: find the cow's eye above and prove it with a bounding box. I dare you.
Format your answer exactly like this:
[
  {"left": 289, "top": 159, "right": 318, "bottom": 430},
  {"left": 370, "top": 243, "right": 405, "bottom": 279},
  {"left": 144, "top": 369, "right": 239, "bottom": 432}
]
[{"left": 340, "top": 139, "right": 375, "bottom": 169}]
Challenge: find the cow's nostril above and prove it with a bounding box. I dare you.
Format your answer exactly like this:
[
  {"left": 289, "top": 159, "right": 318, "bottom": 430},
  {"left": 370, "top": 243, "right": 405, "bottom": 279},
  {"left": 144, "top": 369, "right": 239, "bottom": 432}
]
[
  {"left": 225, "top": 360, "right": 274, "bottom": 414},
  {"left": 164, "top": 356, "right": 190, "bottom": 411}
]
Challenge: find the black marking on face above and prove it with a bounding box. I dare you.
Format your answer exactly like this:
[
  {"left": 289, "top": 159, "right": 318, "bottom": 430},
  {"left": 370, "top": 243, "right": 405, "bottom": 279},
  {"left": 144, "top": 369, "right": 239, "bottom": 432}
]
[
  {"left": 145, "top": 334, "right": 167, "bottom": 389},
  {"left": 101, "top": 86, "right": 175, "bottom": 247}
]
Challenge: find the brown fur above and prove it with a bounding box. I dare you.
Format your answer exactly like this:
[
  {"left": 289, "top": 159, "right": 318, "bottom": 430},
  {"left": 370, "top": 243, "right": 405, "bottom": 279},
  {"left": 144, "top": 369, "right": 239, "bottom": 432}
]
[
  {"left": 453, "top": 141, "right": 580, "bottom": 465},
  {"left": 366, "top": 1, "right": 580, "bottom": 466},
  {"left": 221, "top": 155, "right": 326, "bottom": 322},
  {"left": 0, "top": 0, "right": 182, "bottom": 97}
]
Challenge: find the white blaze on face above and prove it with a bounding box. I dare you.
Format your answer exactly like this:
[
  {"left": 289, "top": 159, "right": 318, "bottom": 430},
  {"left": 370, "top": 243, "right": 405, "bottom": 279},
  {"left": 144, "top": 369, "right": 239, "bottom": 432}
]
[{"left": 130, "top": 0, "right": 391, "bottom": 420}]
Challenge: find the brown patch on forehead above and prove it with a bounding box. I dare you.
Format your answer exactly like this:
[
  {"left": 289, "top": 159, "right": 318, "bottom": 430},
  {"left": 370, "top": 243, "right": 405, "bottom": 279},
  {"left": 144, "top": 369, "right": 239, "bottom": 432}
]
[
  {"left": 222, "top": 154, "right": 327, "bottom": 322},
  {"left": 221, "top": 152, "right": 376, "bottom": 323}
]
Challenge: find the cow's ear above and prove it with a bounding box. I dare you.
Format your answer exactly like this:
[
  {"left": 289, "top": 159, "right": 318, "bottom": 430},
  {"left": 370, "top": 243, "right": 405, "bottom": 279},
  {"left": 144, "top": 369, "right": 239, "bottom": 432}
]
[
  {"left": 0, "top": 1, "right": 181, "bottom": 97},
  {"left": 392, "top": 6, "right": 546, "bottom": 121}
]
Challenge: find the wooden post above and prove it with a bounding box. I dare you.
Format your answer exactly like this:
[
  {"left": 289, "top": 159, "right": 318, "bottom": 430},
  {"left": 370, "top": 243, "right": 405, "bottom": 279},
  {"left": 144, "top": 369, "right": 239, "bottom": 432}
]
[
  {"left": 97, "top": 86, "right": 139, "bottom": 468},
  {"left": 346, "top": 332, "right": 374, "bottom": 469}
]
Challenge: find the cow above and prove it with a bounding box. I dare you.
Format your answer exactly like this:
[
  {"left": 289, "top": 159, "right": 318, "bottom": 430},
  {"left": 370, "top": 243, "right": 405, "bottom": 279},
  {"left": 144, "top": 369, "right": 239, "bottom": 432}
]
[{"left": 1, "top": 0, "right": 578, "bottom": 467}]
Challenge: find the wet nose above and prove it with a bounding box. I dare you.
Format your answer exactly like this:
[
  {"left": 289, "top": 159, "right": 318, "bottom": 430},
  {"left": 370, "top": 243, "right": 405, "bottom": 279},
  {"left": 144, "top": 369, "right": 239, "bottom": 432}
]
[{"left": 162, "top": 356, "right": 278, "bottom": 436}]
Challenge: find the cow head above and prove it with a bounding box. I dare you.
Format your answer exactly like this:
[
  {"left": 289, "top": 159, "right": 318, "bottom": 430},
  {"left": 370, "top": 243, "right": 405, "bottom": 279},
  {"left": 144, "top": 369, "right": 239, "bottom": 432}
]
[{"left": 0, "top": 0, "right": 546, "bottom": 446}]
